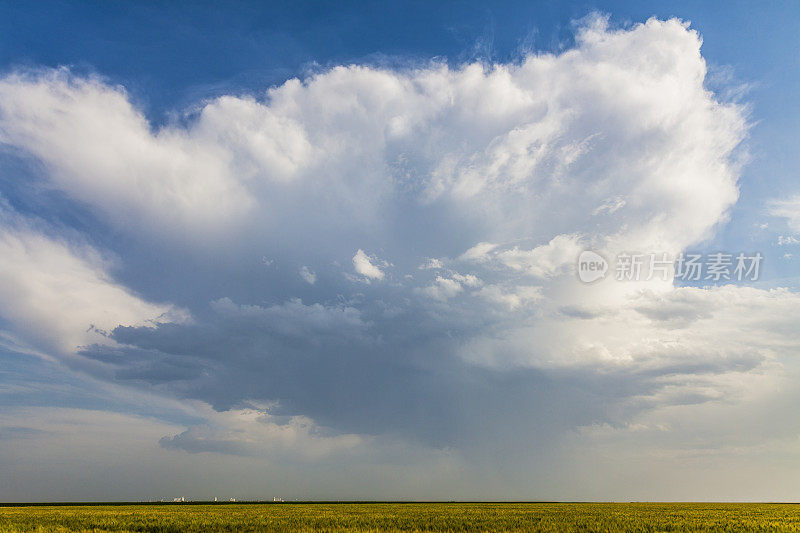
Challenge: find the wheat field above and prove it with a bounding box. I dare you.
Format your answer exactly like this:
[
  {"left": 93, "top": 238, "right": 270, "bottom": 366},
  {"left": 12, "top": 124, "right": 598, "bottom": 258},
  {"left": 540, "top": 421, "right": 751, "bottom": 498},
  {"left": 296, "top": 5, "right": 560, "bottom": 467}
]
[{"left": 2, "top": 502, "right": 800, "bottom": 532}]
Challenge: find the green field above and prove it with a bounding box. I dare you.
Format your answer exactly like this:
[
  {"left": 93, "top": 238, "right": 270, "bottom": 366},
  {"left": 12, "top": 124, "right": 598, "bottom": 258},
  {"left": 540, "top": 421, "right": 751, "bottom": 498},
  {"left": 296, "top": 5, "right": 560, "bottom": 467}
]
[{"left": 2, "top": 502, "right": 800, "bottom": 532}]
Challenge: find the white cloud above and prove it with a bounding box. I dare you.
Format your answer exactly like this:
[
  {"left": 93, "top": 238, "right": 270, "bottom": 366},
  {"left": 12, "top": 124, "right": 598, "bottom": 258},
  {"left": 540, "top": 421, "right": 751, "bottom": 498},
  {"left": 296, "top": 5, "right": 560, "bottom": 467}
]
[
  {"left": 0, "top": 16, "right": 744, "bottom": 256},
  {"left": 769, "top": 196, "right": 800, "bottom": 232},
  {"left": 0, "top": 210, "right": 187, "bottom": 354},
  {"left": 459, "top": 242, "right": 499, "bottom": 263},
  {"left": 352, "top": 249, "right": 385, "bottom": 280},
  {"left": 418, "top": 276, "right": 465, "bottom": 301},
  {"left": 477, "top": 284, "right": 543, "bottom": 310},
  {"left": 211, "top": 297, "right": 366, "bottom": 338},
  {"left": 416, "top": 271, "right": 483, "bottom": 301},
  {"left": 160, "top": 405, "right": 364, "bottom": 460},
  {"left": 593, "top": 196, "right": 627, "bottom": 215},
  {"left": 0, "top": 72, "right": 254, "bottom": 241},
  {"left": 451, "top": 273, "right": 482, "bottom": 287},
  {"left": 460, "top": 285, "right": 800, "bottom": 370},
  {"left": 299, "top": 265, "right": 317, "bottom": 284},
  {"left": 462, "top": 234, "right": 583, "bottom": 278},
  {"left": 418, "top": 258, "right": 443, "bottom": 270}
]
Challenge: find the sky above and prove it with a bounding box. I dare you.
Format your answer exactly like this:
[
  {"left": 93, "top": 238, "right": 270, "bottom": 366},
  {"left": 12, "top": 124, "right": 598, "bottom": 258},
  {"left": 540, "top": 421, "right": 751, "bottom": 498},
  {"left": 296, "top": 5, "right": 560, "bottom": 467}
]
[{"left": 0, "top": 0, "right": 799, "bottom": 502}]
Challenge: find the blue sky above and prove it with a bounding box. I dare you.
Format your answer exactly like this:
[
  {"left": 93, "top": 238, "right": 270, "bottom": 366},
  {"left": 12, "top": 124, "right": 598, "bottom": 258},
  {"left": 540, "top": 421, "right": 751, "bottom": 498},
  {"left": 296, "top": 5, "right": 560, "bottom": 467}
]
[{"left": 1, "top": 1, "right": 800, "bottom": 501}]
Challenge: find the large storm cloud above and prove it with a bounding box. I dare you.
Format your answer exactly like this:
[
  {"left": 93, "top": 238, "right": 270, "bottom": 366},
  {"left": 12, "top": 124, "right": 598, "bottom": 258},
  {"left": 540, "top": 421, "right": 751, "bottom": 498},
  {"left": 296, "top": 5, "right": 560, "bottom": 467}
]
[{"left": 1, "top": 16, "right": 799, "bottom": 500}]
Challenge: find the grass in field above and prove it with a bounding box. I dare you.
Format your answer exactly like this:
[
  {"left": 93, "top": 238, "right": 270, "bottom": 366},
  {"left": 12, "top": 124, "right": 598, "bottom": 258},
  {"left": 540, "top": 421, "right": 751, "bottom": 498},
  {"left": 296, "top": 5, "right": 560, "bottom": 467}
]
[{"left": 2, "top": 502, "right": 800, "bottom": 532}]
